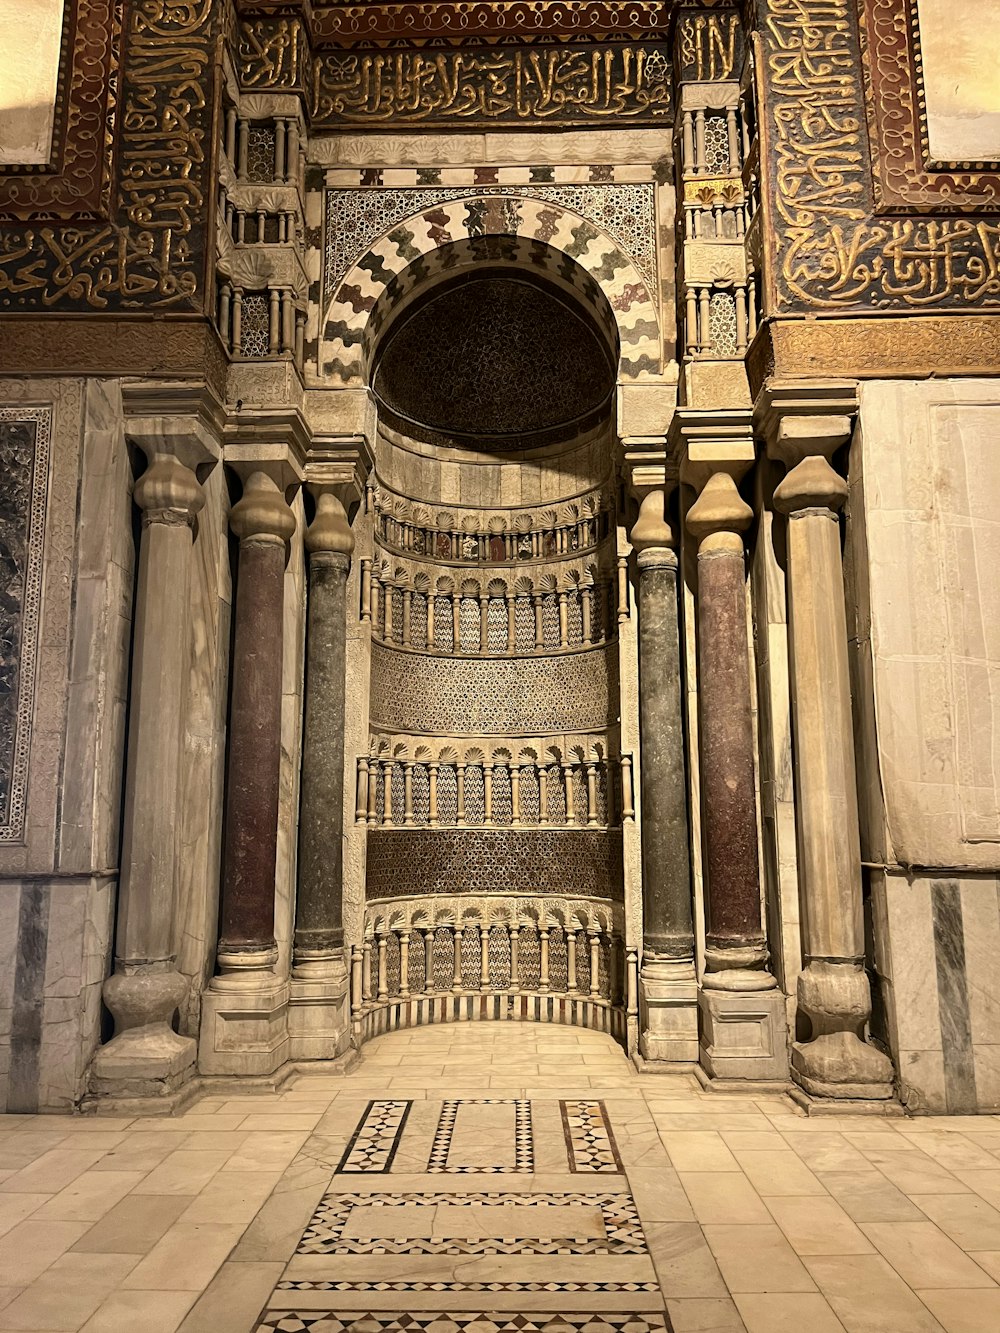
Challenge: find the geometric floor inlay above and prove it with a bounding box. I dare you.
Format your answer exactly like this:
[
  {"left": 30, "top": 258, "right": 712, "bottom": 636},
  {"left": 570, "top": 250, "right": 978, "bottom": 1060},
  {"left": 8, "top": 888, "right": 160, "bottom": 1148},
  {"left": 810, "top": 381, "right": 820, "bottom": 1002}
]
[
  {"left": 338, "top": 1100, "right": 413, "bottom": 1173},
  {"left": 253, "top": 1092, "right": 664, "bottom": 1333},
  {"left": 428, "top": 1100, "right": 534, "bottom": 1173},
  {"left": 560, "top": 1100, "right": 622, "bottom": 1173},
  {"left": 293, "top": 1191, "right": 648, "bottom": 1256},
  {"left": 257, "top": 1315, "right": 671, "bottom": 1332}
]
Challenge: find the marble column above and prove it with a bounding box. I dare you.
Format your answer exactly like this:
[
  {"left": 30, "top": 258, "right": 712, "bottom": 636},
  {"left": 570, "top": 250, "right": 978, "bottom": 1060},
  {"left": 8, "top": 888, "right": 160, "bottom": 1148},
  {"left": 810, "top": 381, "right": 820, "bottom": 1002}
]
[
  {"left": 91, "top": 436, "right": 216, "bottom": 1099},
  {"left": 200, "top": 468, "right": 297, "bottom": 1075},
  {"left": 686, "top": 471, "right": 787, "bottom": 1080},
  {"left": 630, "top": 490, "right": 698, "bottom": 1063},
  {"left": 764, "top": 384, "right": 893, "bottom": 1101},
  {"left": 294, "top": 490, "right": 354, "bottom": 975}
]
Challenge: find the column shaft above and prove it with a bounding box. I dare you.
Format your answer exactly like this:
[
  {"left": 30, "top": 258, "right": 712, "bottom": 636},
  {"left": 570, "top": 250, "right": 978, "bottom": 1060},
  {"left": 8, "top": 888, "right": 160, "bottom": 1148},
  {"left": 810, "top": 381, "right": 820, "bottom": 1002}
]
[
  {"left": 217, "top": 473, "right": 295, "bottom": 976},
  {"left": 294, "top": 491, "right": 353, "bottom": 976},
  {"left": 635, "top": 546, "right": 693, "bottom": 959}
]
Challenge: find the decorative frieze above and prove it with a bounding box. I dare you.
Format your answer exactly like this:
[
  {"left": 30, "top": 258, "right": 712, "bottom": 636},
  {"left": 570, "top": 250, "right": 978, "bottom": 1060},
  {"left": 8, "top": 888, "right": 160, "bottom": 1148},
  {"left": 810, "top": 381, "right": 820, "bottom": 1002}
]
[
  {"left": 365, "top": 829, "right": 625, "bottom": 900},
  {"left": 311, "top": 44, "right": 672, "bottom": 130},
  {"left": 369, "top": 640, "right": 618, "bottom": 733},
  {"left": 0, "top": 409, "right": 51, "bottom": 842}
]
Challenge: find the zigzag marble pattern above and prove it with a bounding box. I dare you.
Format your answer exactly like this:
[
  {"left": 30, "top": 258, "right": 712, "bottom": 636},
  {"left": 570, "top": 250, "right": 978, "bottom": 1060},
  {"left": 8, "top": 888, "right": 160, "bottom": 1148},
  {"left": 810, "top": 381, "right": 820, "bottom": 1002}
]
[
  {"left": 427, "top": 1100, "right": 534, "bottom": 1173},
  {"left": 257, "top": 1315, "right": 670, "bottom": 1332},
  {"left": 337, "top": 1100, "right": 412, "bottom": 1173}
]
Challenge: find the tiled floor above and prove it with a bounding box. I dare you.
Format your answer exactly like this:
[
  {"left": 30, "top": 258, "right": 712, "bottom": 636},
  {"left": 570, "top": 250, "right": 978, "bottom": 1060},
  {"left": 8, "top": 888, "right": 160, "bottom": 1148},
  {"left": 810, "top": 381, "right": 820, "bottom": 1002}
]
[{"left": 2, "top": 1027, "right": 1000, "bottom": 1332}]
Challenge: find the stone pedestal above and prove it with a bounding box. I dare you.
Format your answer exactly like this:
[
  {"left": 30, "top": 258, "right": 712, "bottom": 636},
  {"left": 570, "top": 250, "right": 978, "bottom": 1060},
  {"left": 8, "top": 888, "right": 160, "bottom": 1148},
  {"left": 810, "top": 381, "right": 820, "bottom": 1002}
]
[
  {"left": 289, "top": 488, "right": 354, "bottom": 1060},
  {"left": 91, "top": 420, "right": 219, "bottom": 1100},
  {"left": 760, "top": 383, "right": 894, "bottom": 1102},
  {"left": 686, "top": 470, "right": 788, "bottom": 1081},
  {"left": 200, "top": 467, "right": 296, "bottom": 1077},
  {"left": 631, "top": 491, "right": 698, "bottom": 1063}
]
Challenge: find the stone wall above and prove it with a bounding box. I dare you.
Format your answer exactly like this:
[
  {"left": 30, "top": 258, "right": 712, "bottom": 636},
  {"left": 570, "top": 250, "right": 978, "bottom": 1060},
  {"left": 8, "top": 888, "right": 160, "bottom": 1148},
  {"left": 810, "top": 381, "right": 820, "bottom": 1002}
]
[
  {"left": 0, "top": 378, "right": 131, "bottom": 1110},
  {"left": 851, "top": 378, "right": 1000, "bottom": 1111}
]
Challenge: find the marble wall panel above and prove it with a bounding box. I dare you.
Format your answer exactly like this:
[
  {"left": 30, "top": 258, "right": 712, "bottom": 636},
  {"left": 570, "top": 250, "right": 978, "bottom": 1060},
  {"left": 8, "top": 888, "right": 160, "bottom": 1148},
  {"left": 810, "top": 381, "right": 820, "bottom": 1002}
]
[
  {"left": 857, "top": 379, "right": 1000, "bottom": 870},
  {"left": 873, "top": 869, "right": 1000, "bottom": 1112},
  {"left": 175, "top": 463, "right": 232, "bottom": 1032},
  {"left": 750, "top": 472, "right": 801, "bottom": 998}
]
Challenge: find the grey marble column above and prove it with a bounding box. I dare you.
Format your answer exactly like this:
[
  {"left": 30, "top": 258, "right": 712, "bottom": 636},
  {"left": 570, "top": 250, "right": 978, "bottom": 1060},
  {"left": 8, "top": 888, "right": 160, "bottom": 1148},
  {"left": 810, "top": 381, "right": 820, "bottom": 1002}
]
[
  {"left": 294, "top": 490, "right": 354, "bottom": 978},
  {"left": 630, "top": 490, "right": 697, "bottom": 1062},
  {"left": 765, "top": 385, "right": 893, "bottom": 1100},
  {"left": 92, "top": 441, "right": 214, "bottom": 1098}
]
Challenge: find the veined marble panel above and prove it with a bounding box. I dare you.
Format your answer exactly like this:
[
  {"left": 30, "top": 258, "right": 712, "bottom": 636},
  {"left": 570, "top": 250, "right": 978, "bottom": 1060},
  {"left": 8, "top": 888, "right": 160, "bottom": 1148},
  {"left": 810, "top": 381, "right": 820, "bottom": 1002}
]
[{"left": 0, "top": 408, "right": 51, "bottom": 842}]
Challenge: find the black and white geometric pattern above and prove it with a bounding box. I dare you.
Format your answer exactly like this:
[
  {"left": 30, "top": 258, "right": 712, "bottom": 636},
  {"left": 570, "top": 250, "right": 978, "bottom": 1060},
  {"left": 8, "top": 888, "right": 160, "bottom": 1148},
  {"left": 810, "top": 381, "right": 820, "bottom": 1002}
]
[
  {"left": 337, "top": 1100, "right": 412, "bottom": 1173},
  {"left": 561, "top": 1101, "right": 623, "bottom": 1173},
  {"left": 276, "top": 1280, "right": 661, "bottom": 1295},
  {"left": 295, "top": 1191, "right": 647, "bottom": 1257},
  {"left": 258, "top": 1313, "right": 669, "bottom": 1332},
  {"left": 428, "top": 1100, "right": 533, "bottom": 1173}
]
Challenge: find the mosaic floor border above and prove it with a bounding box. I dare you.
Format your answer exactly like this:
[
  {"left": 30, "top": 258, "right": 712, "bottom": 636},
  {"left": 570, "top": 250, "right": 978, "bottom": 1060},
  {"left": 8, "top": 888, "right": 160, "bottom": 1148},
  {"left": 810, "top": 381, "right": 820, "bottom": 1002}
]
[
  {"left": 560, "top": 1100, "right": 622, "bottom": 1173},
  {"left": 338, "top": 1100, "right": 413, "bottom": 1173},
  {"left": 257, "top": 1313, "right": 671, "bottom": 1333},
  {"left": 428, "top": 1100, "right": 534, "bottom": 1174},
  {"left": 294, "top": 1191, "right": 647, "bottom": 1257}
]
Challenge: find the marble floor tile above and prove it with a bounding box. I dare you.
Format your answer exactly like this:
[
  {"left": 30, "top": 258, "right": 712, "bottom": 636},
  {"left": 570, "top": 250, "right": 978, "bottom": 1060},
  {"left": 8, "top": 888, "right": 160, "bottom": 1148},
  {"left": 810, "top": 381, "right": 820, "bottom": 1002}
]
[
  {"left": 910, "top": 1191, "right": 1000, "bottom": 1249},
  {"left": 804, "top": 1254, "right": 947, "bottom": 1332},
  {"left": 80, "top": 1288, "right": 198, "bottom": 1333},
  {"left": 917, "top": 1287, "right": 1000, "bottom": 1333},
  {"left": 0, "top": 1220, "right": 92, "bottom": 1286},
  {"left": 678, "top": 1172, "right": 770, "bottom": 1225},
  {"left": 658, "top": 1133, "right": 740, "bottom": 1172},
  {"left": 177, "top": 1261, "right": 285, "bottom": 1333},
  {"left": 9, "top": 1025, "right": 1000, "bottom": 1333},
  {"left": 858, "top": 1221, "right": 997, "bottom": 1288},
  {"left": 701, "top": 1223, "right": 817, "bottom": 1293},
  {"left": 665, "top": 1296, "right": 747, "bottom": 1331},
  {"left": 30, "top": 1171, "right": 146, "bottom": 1223},
  {"left": 0, "top": 1250, "right": 139, "bottom": 1331},
  {"left": 122, "top": 1222, "right": 245, "bottom": 1291},
  {"left": 734, "top": 1292, "right": 846, "bottom": 1332},
  {"left": 764, "top": 1196, "right": 874, "bottom": 1255},
  {"left": 70, "top": 1194, "right": 192, "bottom": 1255}
]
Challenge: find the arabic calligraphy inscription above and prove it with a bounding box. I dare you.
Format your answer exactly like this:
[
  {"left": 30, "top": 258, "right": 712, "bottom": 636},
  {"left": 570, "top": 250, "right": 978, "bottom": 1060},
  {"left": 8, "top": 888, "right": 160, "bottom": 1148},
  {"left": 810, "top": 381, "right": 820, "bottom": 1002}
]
[{"left": 311, "top": 45, "right": 672, "bottom": 128}]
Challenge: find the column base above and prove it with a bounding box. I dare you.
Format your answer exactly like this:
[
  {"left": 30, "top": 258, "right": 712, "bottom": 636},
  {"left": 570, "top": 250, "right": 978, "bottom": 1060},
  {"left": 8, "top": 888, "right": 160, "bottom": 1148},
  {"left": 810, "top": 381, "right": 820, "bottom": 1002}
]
[
  {"left": 288, "top": 960, "right": 350, "bottom": 1061},
  {"left": 698, "top": 985, "right": 789, "bottom": 1082},
  {"left": 791, "top": 1030, "right": 895, "bottom": 1101},
  {"left": 90, "top": 1025, "right": 196, "bottom": 1100},
  {"left": 198, "top": 974, "right": 290, "bottom": 1076},
  {"left": 638, "top": 959, "right": 699, "bottom": 1063}
]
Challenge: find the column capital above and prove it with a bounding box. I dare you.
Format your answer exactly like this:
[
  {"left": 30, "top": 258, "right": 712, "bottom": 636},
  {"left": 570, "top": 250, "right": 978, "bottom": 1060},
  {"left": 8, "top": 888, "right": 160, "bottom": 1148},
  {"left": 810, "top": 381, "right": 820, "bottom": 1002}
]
[
  {"left": 305, "top": 488, "right": 354, "bottom": 559},
  {"left": 122, "top": 380, "right": 225, "bottom": 475},
  {"left": 669, "top": 407, "right": 755, "bottom": 493},
  {"left": 620, "top": 434, "right": 678, "bottom": 504},
  {"left": 686, "top": 471, "right": 753, "bottom": 544},
  {"left": 753, "top": 379, "right": 859, "bottom": 467},
  {"left": 305, "top": 436, "right": 375, "bottom": 513},
  {"left": 630, "top": 489, "right": 678, "bottom": 557},
  {"left": 229, "top": 468, "right": 297, "bottom": 546},
  {"left": 133, "top": 453, "right": 206, "bottom": 529}
]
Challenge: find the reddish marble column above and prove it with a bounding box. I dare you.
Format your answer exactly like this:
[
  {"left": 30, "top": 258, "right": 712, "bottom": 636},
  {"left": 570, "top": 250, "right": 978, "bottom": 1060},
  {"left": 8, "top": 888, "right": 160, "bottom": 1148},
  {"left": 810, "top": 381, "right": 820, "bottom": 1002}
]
[
  {"left": 216, "top": 470, "right": 296, "bottom": 980},
  {"left": 686, "top": 472, "right": 771, "bottom": 986}
]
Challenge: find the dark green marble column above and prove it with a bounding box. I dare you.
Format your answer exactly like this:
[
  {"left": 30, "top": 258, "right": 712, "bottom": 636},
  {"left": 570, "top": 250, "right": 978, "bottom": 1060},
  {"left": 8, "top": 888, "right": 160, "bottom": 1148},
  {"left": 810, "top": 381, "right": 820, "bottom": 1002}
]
[
  {"left": 631, "top": 489, "right": 697, "bottom": 1062},
  {"left": 294, "top": 490, "right": 355, "bottom": 978}
]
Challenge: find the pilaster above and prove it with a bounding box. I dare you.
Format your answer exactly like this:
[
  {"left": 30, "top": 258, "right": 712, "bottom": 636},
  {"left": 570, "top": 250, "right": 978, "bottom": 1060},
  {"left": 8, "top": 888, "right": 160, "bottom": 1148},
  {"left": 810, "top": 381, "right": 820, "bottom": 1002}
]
[
  {"left": 755, "top": 381, "right": 894, "bottom": 1105},
  {"left": 90, "top": 390, "right": 222, "bottom": 1101}
]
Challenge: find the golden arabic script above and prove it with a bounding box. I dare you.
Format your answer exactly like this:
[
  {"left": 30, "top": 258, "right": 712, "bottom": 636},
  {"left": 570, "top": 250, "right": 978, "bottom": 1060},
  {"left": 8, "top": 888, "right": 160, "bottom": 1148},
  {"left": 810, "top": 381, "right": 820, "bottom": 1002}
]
[{"left": 311, "top": 46, "right": 672, "bottom": 126}]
